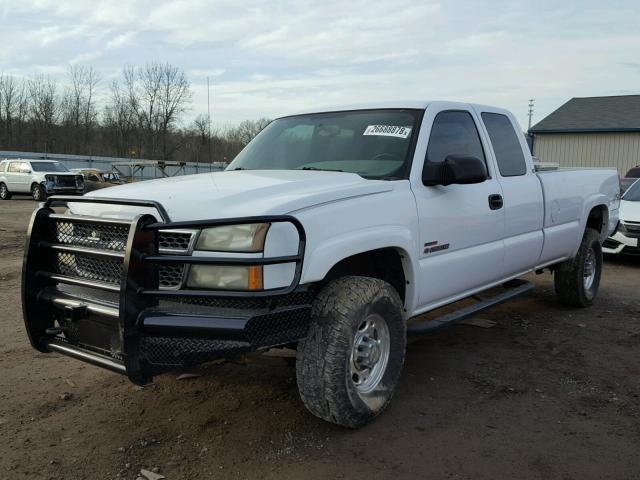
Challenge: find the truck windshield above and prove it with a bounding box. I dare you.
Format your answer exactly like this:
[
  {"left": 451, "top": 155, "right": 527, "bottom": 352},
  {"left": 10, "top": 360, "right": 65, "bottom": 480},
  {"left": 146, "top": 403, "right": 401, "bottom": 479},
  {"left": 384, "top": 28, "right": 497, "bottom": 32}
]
[
  {"left": 623, "top": 180, "right": 640, "bottom": 201},
  {"left": 227, "top": 109, "right": 422, "bottom": 179},
  {"left": 32, "top": 162, "right": 69, "bottom": 172}
]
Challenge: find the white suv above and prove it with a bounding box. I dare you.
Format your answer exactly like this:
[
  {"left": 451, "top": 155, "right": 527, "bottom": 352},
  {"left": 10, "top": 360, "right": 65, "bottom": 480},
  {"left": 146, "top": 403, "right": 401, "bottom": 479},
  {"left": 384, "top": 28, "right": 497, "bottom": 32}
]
[{"left": 0, "top": 159, "right": 84, "bottom": 200}]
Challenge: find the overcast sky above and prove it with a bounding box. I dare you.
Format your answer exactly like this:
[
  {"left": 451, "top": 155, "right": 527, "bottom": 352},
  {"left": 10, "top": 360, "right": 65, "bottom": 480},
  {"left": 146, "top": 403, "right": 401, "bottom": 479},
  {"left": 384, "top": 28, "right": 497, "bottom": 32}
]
[{"left": 1, "top": 0, "right": 639, "bottom": 129}]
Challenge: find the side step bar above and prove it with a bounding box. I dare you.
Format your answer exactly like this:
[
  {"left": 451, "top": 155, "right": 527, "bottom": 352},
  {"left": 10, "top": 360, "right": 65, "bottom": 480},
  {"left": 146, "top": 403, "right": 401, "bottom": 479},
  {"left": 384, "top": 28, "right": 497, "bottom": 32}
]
[{"left": 407, "top": 279, "right": 534, "bottom": 334}]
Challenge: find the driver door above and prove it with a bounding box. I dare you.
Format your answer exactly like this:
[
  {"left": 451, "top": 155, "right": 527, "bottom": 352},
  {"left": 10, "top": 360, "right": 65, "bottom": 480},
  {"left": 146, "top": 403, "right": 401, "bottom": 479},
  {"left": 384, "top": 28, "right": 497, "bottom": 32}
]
[{"left": 411, "top": 106, "right": 506, "bottom": 310}]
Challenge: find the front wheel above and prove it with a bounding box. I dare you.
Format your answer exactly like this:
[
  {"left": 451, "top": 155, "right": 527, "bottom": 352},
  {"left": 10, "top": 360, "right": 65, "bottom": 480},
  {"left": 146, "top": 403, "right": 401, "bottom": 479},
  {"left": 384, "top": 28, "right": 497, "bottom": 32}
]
[
  {"left": 554, "top": 228, "right": 603, "bottom": 307},
  {"left": 296, "top": 276, "right": 406, "bottom": 428},
  {"left": 0, "top": 183, "right": 10, "bottom": 200},
  {"left": 31, "top": 183, "right": 46, "bottom": 201}
]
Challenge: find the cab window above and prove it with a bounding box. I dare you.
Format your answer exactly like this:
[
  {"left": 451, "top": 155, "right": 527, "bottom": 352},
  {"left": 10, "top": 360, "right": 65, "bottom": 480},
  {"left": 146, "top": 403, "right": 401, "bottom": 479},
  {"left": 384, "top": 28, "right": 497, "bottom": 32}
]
[
  {"left": 481, "top": 113, "right": 527, "bottom": 177},
  {"left": 8, "top": 161, "right": 21, "bottom": 173},
  {"left": 425, "top": 111, "right": 486, "bottom": 166}
]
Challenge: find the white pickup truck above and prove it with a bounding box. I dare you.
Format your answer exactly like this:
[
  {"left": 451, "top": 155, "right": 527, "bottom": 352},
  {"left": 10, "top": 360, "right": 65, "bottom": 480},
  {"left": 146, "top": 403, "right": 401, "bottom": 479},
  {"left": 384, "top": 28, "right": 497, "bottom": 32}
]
[{"left": 22, "top": 101, "right": 620, "bottom": 428}]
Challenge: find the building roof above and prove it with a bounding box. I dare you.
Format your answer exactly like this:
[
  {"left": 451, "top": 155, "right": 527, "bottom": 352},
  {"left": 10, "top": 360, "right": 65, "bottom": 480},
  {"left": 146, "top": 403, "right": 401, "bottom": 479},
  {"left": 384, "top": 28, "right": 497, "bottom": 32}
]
[{"left": 530, "top": 95, "right": 640, "bottom": 134}]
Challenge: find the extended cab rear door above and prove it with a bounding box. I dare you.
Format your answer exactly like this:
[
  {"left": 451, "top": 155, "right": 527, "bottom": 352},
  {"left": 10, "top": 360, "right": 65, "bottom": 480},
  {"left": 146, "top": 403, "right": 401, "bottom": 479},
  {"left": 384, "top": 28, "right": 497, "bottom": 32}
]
[
  {"left": 409, "top": 103, "right": 505, "bottom": 311},
  {"left": 474, "top": 106, "right": 544, "bottom": 277}
]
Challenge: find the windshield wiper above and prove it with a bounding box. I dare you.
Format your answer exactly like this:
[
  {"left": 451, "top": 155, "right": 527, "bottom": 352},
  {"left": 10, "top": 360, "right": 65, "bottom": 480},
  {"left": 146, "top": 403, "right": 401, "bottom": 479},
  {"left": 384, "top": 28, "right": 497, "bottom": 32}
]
[{"left": 300, "top": 166, "right": 344, "bottom": 172}]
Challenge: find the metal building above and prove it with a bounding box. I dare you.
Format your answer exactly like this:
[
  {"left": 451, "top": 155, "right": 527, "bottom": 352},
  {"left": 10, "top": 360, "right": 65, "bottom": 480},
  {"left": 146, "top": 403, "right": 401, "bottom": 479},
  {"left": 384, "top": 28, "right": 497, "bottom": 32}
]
[{"left": 529, "top": 95, "right": 640, "bottom": 175}]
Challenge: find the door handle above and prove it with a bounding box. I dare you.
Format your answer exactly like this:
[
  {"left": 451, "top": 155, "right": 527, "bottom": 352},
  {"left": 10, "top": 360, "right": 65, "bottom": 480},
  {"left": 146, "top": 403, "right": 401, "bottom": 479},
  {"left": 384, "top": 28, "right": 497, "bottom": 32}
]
[{"left": 488, "top": 194, "right": 503, "bottom": 210}]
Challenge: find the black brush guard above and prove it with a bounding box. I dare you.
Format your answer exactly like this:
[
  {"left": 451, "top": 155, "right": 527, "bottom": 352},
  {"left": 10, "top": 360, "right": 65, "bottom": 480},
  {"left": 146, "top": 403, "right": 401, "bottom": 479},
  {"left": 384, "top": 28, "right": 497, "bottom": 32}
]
[{"left": 22, "top": 196, "right": 310, "bottom": 384}]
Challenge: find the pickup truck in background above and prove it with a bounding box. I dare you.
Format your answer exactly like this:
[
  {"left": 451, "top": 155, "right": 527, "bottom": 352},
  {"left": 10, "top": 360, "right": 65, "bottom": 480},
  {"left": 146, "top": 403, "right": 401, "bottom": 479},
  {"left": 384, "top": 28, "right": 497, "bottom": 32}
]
[
  {"left": 22, "top": 101, "right": 620, "bottom": 428},
  {"left": 0, "top": 159, "right": 84, "bottom": 200}
]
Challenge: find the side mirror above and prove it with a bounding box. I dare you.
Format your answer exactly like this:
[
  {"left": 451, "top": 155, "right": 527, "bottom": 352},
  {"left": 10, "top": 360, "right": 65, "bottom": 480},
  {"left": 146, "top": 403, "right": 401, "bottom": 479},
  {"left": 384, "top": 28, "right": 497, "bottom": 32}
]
[{"left": 422, "top": 155, "right": 487, "bottom": 186}]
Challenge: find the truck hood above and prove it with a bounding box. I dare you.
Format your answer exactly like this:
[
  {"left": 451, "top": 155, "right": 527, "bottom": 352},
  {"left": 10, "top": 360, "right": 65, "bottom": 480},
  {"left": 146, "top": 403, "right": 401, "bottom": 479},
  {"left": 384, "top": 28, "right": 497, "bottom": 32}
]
[
  {"left": 84, "top": 170, "right": 393, "bottom": 221},
  {"left": 620, "top": 199, "right": 640, "bottom": 222}
]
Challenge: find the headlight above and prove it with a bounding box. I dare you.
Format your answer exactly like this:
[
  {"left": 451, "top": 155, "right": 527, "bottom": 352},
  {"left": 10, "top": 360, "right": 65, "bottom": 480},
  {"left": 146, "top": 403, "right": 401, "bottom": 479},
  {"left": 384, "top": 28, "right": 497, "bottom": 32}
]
[
  {"left": 618, "top": 222, "right": 628, "bottom": 234},
  {"left": 76, "top": 175, "right": 84, "bottom": 188},
  {"left": 187, "top": 265, "right": 263, "bottom": 290},
  {"left": 195, "top": 223, "right": 269, "bottom": 252}
]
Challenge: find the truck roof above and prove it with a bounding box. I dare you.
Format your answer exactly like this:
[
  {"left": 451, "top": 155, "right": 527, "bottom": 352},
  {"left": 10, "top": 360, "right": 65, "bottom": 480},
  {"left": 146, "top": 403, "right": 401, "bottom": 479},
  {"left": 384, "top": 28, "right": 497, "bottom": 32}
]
[{"left": 287, "top": 100, "right": 512, "bottom": 118}]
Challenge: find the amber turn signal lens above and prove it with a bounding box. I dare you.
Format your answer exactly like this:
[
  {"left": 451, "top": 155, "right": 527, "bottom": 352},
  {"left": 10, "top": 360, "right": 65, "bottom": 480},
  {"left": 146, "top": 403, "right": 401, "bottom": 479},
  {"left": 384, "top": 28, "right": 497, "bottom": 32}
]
[{"left": 248, "top": 266, "right": 263, "bottom": 290}]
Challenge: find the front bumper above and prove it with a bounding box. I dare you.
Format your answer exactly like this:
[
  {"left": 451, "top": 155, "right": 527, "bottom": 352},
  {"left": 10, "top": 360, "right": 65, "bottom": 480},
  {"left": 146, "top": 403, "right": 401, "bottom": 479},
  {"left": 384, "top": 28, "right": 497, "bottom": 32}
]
[
  {"left": 44, "top": 186, "right": 84, "bottom": 195},
  {"left": 22, "top": 196, "right": 309, "bottom": 384},
  {"left": 603, "top": 231, "right": 640, "bottom": 255}
]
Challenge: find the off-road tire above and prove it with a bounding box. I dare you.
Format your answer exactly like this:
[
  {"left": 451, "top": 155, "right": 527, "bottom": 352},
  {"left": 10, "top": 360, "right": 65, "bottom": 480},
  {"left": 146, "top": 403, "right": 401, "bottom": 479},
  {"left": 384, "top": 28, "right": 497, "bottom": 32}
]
[
  {"left": 31, "top": 183, "right": 46, "bottom": 201},
  {"left": 0, "top": 183, "right": 10, "bottom": 200},
  {"left": 554, "top": 228, "right": 602, "bottom": 307},
  {"left": 296, "top": 276, "right": 406, "bottom": 428}
]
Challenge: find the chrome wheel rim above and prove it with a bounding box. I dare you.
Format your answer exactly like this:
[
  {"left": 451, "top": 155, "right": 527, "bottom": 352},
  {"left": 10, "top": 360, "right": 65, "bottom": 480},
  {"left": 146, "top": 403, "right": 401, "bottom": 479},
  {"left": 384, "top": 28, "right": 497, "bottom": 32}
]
[
  {"left": 32, "top": 186, "right": 40, "bottom": 200},
  {"left": 0, "top": 185, "right": 6, "bottom": 198},
  {"left": 583, "top": 247, "right": 596, "bottom": 290},
  {"left": 350, "top": 313, "right": 390, "bottom": 394}
]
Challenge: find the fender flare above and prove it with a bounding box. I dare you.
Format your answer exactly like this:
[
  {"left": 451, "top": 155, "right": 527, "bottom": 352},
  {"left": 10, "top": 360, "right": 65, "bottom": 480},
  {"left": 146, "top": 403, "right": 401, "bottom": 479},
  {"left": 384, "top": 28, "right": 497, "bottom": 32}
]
[
  {"left": 580, "top": 194, "right": 610, "bottom": 243},
  {"left": 300, "top": 225, "right": 419, "bottom": 312}
]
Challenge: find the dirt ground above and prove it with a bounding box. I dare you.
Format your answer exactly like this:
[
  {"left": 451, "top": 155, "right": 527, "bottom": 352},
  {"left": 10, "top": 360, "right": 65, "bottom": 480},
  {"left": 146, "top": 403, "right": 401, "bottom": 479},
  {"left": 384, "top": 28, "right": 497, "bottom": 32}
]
[{"left": 0, "top": 198, "right": 639, "bottom": 480}]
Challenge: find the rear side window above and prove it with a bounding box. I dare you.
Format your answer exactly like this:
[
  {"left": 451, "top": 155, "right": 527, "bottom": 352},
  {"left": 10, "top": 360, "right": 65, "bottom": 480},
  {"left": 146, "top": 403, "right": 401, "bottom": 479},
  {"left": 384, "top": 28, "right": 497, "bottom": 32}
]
[
  {"left": 0, "top": 162, "right": 5, "bottom": 173},
  {"left": 8, "top": 162, "right": 20, "bottom": 173},
  {"left": 481, "top": 113, "right": 527, "bottom": 177},
  {"left": 426, "top": 111, "right": 486, "bottom": 164}
]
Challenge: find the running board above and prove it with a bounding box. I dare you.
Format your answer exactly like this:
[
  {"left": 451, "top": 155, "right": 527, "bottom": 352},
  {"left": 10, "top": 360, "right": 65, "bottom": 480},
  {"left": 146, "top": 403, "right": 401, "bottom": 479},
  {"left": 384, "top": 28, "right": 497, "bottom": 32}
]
[{"left": 407, "top": 279, "right": 535, "bottom": 334}]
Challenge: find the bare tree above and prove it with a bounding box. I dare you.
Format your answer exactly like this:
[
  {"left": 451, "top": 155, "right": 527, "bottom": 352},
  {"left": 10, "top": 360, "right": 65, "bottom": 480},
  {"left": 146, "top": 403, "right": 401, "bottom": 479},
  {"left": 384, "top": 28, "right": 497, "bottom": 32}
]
[
  {"left": 127, "top": 62, "right": 192, "bottom": 159},
  {"left": 0, "top": 64, "right": 263, "bottom": 164},
  {"left": 103, "top": 79, "right": 139, "bottom": 157},
  {"left": 62, "top": 66, "right": 101, "bottom": 153},
  {"left": 27, "top": 75, "right": 59, "bottom": 153},
  {"left": 228, "top": 118, "right": 271, "bottom": 146},
  {"left": 1, "top": 75, "right": 16, "bottom": 145},
  {"left": 157, "top": 63, "right": 192, "bottom": 159}
]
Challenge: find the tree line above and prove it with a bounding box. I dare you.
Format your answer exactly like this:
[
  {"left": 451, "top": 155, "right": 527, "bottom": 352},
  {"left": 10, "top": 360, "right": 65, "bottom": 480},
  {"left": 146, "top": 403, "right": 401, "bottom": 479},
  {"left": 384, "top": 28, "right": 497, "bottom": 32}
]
[{"left": 0, "top": 63, "right": 270, "bottom": 164}]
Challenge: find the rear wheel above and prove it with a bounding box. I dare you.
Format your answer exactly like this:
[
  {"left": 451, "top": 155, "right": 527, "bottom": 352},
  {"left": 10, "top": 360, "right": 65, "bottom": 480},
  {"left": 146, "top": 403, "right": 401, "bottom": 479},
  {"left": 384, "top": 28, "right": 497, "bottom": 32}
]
[
  {"left": 31, "top": 183, "right": 46, "bottom": 201},
  {"left": 0, "top": 183, "right": 10, "bottom": 200},
  {"left": 296, "top": 276, "right": 406, "bottom": 428},
  {"left": 554, "top": 228, "right": 602, "bottom": 307}
]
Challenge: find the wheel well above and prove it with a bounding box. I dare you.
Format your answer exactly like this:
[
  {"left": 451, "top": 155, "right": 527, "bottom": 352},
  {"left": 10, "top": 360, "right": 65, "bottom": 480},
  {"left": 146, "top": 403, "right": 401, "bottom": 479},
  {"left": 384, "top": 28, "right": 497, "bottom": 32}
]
[
  {"left": 586, "top": 205, "right": 607, "bottom": 235},
  {"left": 322, "top": 248, "right": 407, "bottom": 302}
]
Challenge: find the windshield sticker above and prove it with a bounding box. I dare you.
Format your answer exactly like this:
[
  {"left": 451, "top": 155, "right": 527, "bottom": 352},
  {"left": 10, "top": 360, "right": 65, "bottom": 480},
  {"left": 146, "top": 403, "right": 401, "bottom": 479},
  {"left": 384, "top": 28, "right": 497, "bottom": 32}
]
[{"left": 363, "top": 125, "right": 412, "bottom": 139}]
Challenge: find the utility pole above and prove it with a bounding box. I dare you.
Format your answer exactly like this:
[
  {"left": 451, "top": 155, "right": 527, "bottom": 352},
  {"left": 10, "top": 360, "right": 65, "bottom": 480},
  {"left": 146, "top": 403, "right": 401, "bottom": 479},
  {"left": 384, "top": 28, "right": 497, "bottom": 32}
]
[
  {"left": 528, "top": 99, "right": 535, "bottom": 130},
  {"left": 207, "top": 76, "right": 212, "bottom": 164}
]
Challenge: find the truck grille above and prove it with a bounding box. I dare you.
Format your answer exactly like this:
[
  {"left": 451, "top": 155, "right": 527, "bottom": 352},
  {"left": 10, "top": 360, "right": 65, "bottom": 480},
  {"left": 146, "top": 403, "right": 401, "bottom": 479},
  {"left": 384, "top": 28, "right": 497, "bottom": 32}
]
[
  {"left": 158, "top": 263, "right": 187, "bottom": 288},
  {"left": 53, "top": 220, "right": 128, "bottom": 251},
  {"left": 158, "top": 231, "right": 195, "bottom": 252},
  {"left": 50, "top": 219, "right": 194, "bottom": 289},
  {"left": 56, "top": 252, "right": 123, "bottom": 284}
]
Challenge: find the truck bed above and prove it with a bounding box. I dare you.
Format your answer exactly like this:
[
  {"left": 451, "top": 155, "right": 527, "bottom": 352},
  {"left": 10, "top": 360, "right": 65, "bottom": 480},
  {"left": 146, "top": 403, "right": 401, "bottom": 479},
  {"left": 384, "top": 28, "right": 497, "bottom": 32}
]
[{"left": 535, "top": 168, "right": 620, "bottom": 265}]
